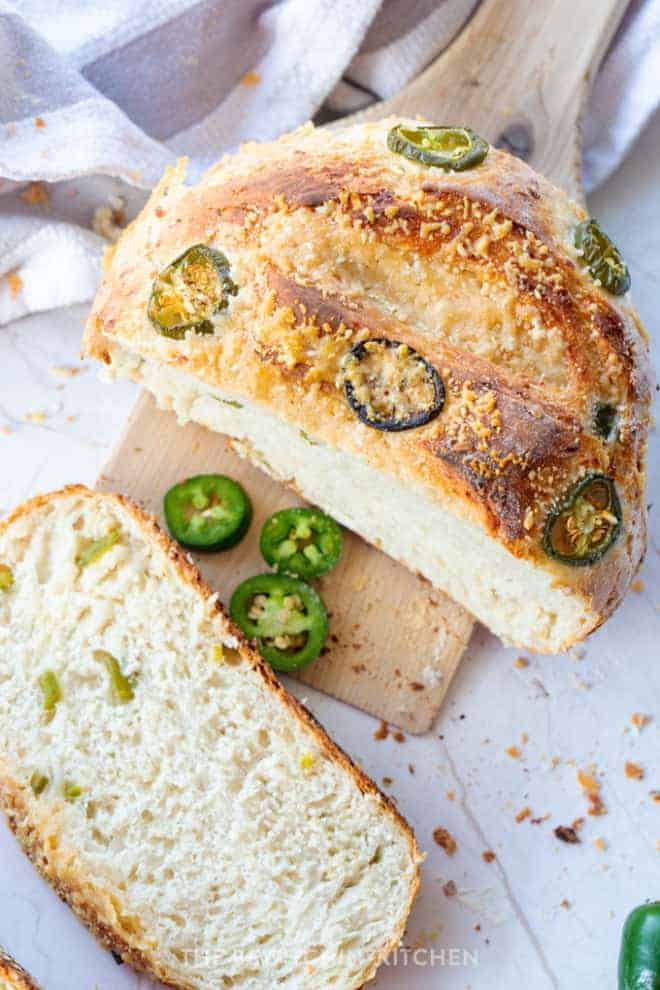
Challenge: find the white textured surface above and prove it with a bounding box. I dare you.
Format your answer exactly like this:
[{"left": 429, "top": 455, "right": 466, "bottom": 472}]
[{"left": 1, "top": 115, "right": 659, "bottom": 988}]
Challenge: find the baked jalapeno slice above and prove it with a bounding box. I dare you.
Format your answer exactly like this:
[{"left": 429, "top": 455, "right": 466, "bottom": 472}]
[
  {"left": 593, "top": 401, "right": 618, "bottom": 441},
  {"left": 342, "top": 337, "right": 444, "bottom": 432},
  {"left": 230, "top": 573, "right": 328, "bottom": 671},
  {"left": 260, "top": 507, "right": 342, "bottom": 579},
  {"left": 387, "top": 124, "right": 489, "bottom": 171},
  {"left": 164, "top": 474, "right": 252, "bottom": 551},
  {"left": 575, "top": 219, "right": 630, "bottom": 296},
  {"left": 543, "top": 473, "right": 621, "bottom": 566},
  {"left": 148, "top": 244, "right": 238, "bottom": 338}
]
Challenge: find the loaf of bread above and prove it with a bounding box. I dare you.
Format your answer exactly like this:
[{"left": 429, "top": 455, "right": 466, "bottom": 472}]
[
  {"left": 0, "top": 949, "right": 39, "bottom": 990},
  {"left": 0, "top": 486, "right": 420, "bottom": 989},
  {"left": 83, "top": 118, "right": 651, "bottom": 652}
]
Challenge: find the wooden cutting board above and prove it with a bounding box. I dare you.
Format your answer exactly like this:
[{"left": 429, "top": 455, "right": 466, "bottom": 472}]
[{"left": 96, "top": 0, "right": 627, "bottom": 732}]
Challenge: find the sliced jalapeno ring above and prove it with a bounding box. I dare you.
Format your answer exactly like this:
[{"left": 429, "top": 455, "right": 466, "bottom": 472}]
[
  {"left": 593, "top": 401, "right": 618, "bottom": 441},
  {"left": 575, "top": 219, "right": 630, "bottom": 296},
  {"left": 342, "top": 337, "right": 444, "bottom": 432},
  {"left": 387, "top": 124, "right": 489, "bottom": 171},
  {"left": 544, "top": 473, "right": 622, "bottom": 566},
  {"left": 0, "top": 564, "right": 13, "bottom": 591},
  {"left": 148, "top": 244, "right": 238, "bottom": 339},
  {"left": 230, "top": 573, "right": 328, "bottom": 672},
  {"left": 260, "top": 508, "right": 343, "bottom": 579},
  {"left": 164, "top": 474, "right": 252, "bottom": 551}
]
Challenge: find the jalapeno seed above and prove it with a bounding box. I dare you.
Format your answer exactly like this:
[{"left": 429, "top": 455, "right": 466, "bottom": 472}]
[
  {"left": 260, "top": 508, "right": 342, "bottom": 579},
  {"left": 575, "top": 219, "right": 630, "bottom": 296},
  {"left": 230, "top": 573, "right": 328, "bottom": 671},
  {"left": 164, "top": 474, "right": 252, "bottom": 551},
  {"left": 544, "top": 473, "right": 621, "bottom": 566},
  {"left": 148, "top": 244, "right": 238, "bottom": 338},
  {"left": 387, "top": 124, "right": 489, "bottom": 171},
  {"left": 342, "top": 337, "right": 444, "bottom": 431}
]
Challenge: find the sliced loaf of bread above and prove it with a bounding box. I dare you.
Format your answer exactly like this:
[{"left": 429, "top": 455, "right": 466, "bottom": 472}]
[
  {"left": 0, "top": 949, "right": 40, "bottom": 990},
  {"left": 0, "top": 486, "right": 420, "bottom": 990}
]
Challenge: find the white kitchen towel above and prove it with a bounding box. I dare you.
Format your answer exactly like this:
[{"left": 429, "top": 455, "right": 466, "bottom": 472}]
[{"left": 0, "top": 0, "right": 659, "bottom": 325}]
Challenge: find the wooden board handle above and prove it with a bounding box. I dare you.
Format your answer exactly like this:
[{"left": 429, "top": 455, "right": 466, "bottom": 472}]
[{"left": 358, "top": 0, "right": 628, "bottom": 198}]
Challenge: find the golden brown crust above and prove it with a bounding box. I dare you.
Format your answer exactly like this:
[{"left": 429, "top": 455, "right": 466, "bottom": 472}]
[
  {"left": 0, "top": 949, "right": 40, "bottom": 990},
  {"left": 0, "top": 485, "right": 420, "bottom": 990},
  {"left": 82, "top": 117, "right": 651, "bottom": 641}
]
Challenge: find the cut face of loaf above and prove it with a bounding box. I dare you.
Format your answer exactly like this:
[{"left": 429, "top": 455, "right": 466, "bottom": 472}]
[
  {"left": 0, "top": 487, "right": 420, "bottom": 990},
  {"left": 83, "top": 117, "right": 651, "bottom": 652}
]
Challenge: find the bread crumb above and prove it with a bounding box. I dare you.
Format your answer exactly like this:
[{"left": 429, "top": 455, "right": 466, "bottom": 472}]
[
  {"left": 433, "top": 827, "right": 457, "bottom": 855},
  {"left": 6, "top": 270, "right": 22, "bottom": 299},
  {"left": 92, "top": 196, "right": 126, "bottom": 243},
  {"left": 373, "top": 721, "right": 388, "bottom": 741},
  {"left": 515, "top": 806, "right": 531, "bottom": 822},
  {"left": 560, "top": 899, "right": 571, "bottom": 909},
  {"left": 506, "top": 745, "right": 521, "bottom": 758},
  {"left": 408, "top": 763, "right": 415, "bottom": 775},
  {"left": 631, "top": 579, "right": 644, "bottom": 592},
  {"left": 241, "top": 70, "right": 261, "bottom": 86},
  {"left": 34, "top": 116, "right": 46, "bottom": 128},
  {"left": 514, "top": 656, "right": 529, "bottom": 669},
  {"left": 24, "top": 410, "right": 46, "bottom": 424},
  {"left": 649, "top": 791, "right": 660, "bottom": 803},
  {"left": 594, "top": 837, "right": 607, "bottom": 852},
  {"left": 382, "top": 776, "right": 393, "bottom": 787},
  {"left": 631, "top": 712, "right": 651, "bottom": 730},
  {"left": 442, "top": 879, "right": 457, "bottom": 897},
  {"left": 393, "top": 730, "right": 406, "bottom": 743},
  {"left": 520, "top": 732, "right": 529, "bottom": 745},
  {"left": 49, "top": 364, "right": 82, "bottom": 378},
  {"left": 482, "top": 850, "right": 496, "bottom": 863},
  {"left": 20, "top": 181, "right": 49, "bottom": 206},
  {"left": 446, "top": 790, "right": 455, "bottom": 802},
  {"left": 625, "top": 760, "right": 644, "bottom": 780},
  {"left": 554, "top": 825, "right": 580, "bottom": 844},
  {"left": 571, "top": 817, "right": 585, "bottom": 832}
]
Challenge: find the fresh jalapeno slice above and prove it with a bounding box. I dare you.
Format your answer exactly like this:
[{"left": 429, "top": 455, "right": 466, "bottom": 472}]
[
  {"left": 148, "top": 244, "right": 238, "bottom": 338},
  {"left": 230, "top": 573, "right": 328, "bottom": 671},
  {"left": 619, "top": 902, "right": 660, "bottom": 990},
  {"left": 575, "top": 219, "right": 630, "bottom": 296},
  {"left": 387, "top": 124, "right": 489, "bottom": 171},
  {"left": 342, "top": 337, "right": 444, "bottom": 432},
  {"left": 164, "top": 474, "right": 252, "bottom": 551},
  {"left": 543, "top": 473, "right": 622, "bottom": 566},
  {"left": 260, "top": 507, "right": 342, "bottom": 578}
]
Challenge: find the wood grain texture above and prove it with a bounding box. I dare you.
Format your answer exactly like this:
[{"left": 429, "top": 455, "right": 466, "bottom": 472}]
[
  {"left": 94, "top": 0, "right": 626, "bottom": 730},
  {"left": 96, "top": 394, "right": 474, "bottom": 734},
  {"left": 354, "top": 0, "right": 628, "bottom": 201}
]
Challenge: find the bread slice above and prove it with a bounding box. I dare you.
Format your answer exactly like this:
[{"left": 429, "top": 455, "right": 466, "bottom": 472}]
[
  {"left": 0, "top": 486, "right": 420, "bottom": 990},
  {"left": 83, "top": 117, "right": 651, "bottom": 653},
  {"left": 0, "top": 949, "right": 40, "bottom": 990}
]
